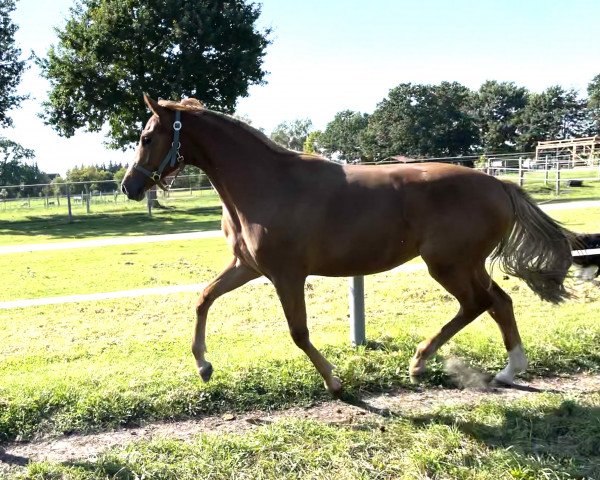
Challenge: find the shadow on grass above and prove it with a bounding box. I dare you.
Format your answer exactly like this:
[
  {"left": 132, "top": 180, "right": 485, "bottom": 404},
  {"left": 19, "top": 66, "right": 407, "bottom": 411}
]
[
  {"left": 0, "top": 450, "right": 28, "bottom": 467},
  {"left": 0, "top": 206, "right": 222, "bottom": 240},
  {"left": 409, "top": 399, "right": 600, "bottom": 477},
  {"left": 35, "top": 396, "right": 600, "bottom": 479}
]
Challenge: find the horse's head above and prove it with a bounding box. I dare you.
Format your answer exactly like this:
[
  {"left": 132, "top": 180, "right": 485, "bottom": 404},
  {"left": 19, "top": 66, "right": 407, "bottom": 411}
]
[{"left": 121, "top": 94, "right": 185, "bottom": 201}]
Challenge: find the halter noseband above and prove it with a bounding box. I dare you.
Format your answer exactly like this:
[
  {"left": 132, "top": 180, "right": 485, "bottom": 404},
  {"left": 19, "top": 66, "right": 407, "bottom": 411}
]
[{"left": 134, "top": 110, "right": 184, "bottom": 191}]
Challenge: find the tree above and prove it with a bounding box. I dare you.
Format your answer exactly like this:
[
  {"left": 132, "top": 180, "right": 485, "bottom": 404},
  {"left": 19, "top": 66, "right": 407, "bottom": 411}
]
[
  {"left": 588, "top": 74, "right": 600, "bottom": 134},
  {"left": 320, "top": 110, "right": 370, "bottom": 163},
  {"left": 0, "top": 0, "right": 26, "bottom": 128},
  {"left": 0, "top": 138, "right": 44, "bottom": 196},
  {"left": 38, "top": 0, "right": 271, "bottom": 149},
  {"left": 113, "top": 167, "right": 128, "bottom": 186},
  {"left": 303, "top": 130, "right": 323, "bottom": 155},
  {"left": 66, "top": 165, "right": 114, "bottom": 192},
  {"left": 270, "top": 119, "right": 313, "bottom": 151},
  {"left": 364, "top": 82, "right": 478, "bottom": 161},
  {"left": 515, "top": 86, "right": 591, "bottom": 151},
  {"left": 473, "top": 81, "right": 527, "bottom": 153},
  {"left": 50, "top": 175, "right": 65, "bottom": 197}
]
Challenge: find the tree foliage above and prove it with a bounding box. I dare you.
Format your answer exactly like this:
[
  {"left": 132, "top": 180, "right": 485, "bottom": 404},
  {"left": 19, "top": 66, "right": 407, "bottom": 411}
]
[
  {"left": 0, "top": 138, "right": 44, "bottom": 194},
  {"left": 66, "top": 165, "right": 115, "bottom": 192},
  {"left": 364, "top": 82, "right": 478, "bottom": 161},
  {"left": 302, "top": 130, "right": 323, "bottom": 155},
  {"left": 0, "top": 0, "right": 26, "bottom": 128},
  {"left": 588, "top": 74, "right": 600, "bottom": 134},
  {"left": 474, "top": 81, "right": 527, "bottom": 153},
  {"left": 38, "top": 0, "right": 271, "bottom": 149},
  {"left": 270, "top": 118, "right": 313, "bottom": 151},
  {"left": 515, "top": 86, "right": 591, "bottom": 151},
  {"left": 320, "top": 110, "right": 369, "bottom": 162}
]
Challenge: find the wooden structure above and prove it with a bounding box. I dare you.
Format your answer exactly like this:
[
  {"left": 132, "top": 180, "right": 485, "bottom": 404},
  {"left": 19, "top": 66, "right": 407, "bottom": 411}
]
[{"left": 535, "top": 136, "right": 600, "bottom": 167}]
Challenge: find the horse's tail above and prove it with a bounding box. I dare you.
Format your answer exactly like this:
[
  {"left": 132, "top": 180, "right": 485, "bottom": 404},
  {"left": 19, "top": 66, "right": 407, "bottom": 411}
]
[{"left": 491, "top": 181, "right": 576, "bottom": 304}]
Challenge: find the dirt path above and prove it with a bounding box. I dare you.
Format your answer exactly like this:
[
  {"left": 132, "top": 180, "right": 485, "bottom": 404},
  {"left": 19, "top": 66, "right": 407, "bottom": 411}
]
[{"left": 2, "top": 373, "right": 599, "bottom": 474}]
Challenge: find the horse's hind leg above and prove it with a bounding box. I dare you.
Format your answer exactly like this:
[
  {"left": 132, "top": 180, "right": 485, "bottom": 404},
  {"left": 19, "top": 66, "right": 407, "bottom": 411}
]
[
  {"left": 409, "top": 262, "right": 493, "bottom": 378},
  {"left": 487, "top": 281, "right": 528, "bottom": 384},
  {"left": 193, "top": 258, "right": 260, "bottom": 381}
]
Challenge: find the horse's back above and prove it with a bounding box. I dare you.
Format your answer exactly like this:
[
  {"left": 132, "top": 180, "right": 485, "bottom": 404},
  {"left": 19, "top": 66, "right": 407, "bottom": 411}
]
[{"left": 392, "top": 163, "right": 514, "bottom": 262}]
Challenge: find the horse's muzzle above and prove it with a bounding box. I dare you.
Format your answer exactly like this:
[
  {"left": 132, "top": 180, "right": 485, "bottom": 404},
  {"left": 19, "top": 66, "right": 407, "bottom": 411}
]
[{"left": 121, "top": 179, "right": 145, "bottom": 201}]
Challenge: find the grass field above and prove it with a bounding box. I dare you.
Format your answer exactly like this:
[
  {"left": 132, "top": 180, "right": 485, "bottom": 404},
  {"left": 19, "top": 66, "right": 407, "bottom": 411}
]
[
  {"left": 1, "top": 189, "right": 599, "bottom": 479},
  {"left": 19, "top": 394, "right": 600, "bottom": 479},
  {"left": 0, "top": 193, "right": 222, "bottom": 246}
]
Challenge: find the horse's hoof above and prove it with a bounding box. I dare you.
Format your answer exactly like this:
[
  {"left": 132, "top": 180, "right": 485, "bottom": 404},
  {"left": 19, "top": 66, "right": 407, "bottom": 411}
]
[
  {"left": 199, "top": 363, "right": 213, "bottom": 382},
  {"left": 409, "top": 356, "right": 426, "bottom": 380},
  {"left": 492, "top": 371, "right": 514, "bottom": 386},
  {"left": 325, "top": 376, "right": 343, "bottom": 397}
]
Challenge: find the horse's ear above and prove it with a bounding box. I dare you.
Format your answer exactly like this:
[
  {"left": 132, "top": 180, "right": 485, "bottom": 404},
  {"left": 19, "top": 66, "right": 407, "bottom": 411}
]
[{"left": 143, "top": 93, "right": 167, "bottom": 118}]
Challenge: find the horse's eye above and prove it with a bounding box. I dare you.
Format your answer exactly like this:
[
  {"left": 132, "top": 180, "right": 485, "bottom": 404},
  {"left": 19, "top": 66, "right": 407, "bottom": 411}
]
[{"left": 142, "top": 136, "right": 152, "bottom": 146}]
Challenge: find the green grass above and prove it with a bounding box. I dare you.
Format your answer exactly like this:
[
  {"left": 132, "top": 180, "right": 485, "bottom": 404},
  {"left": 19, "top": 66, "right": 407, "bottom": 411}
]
[
  {"left": 0, "top": 191, "right": 222, "bottom": 245},
  {"left": 0, "top": 238, "right": 230, "bottom": 300},
  {"left": 1, "top": 267, "right": 599, "bottom": 443},
  {"left": 501, "top": 168, "right": 600, "bottom": 203},
  {"left": 19, "top": 393, "right": 600, "bottom": 479},
  {"left": 0, "top": 206, "right": 597, "bottom": 302},
  {"left": 0, "top": 205, "right": 598, "bottom": 442},
  {"left": 1, "top": 196, "right": 599, "bottom": 480}
]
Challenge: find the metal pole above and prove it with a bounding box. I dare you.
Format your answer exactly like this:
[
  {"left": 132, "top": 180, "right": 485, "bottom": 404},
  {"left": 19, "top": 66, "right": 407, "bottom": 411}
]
[
  {"left": 518, "top": 157, "right": 524, "bottom": 187},
  {"left": 85, "top": 185, "right": 91, "bottom": 213},
  {"left": 147, "top": 188, "right": 153, "bottom": 217},
  {"left": 66, "top": 185, "right": 72, "bottom": 223},
  {"left": 555, "top": 161, "right": 561, "bottom": 195},
  {"left": 349, "top": 276, "right": 366, "bottom": 346}
]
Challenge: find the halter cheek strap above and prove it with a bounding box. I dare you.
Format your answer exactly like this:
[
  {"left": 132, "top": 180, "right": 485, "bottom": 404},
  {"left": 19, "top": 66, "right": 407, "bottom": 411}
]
[{"left": 134, "top": 110, "right": 184, "bottom": 191}]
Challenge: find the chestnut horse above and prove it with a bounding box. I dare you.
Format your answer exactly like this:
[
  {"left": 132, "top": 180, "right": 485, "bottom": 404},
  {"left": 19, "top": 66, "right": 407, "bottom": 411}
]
[{"left": 121, "top": 95, "right": 575, "bottom": 395}]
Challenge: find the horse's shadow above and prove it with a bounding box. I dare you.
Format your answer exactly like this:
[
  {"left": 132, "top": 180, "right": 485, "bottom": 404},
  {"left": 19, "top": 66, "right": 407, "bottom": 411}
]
[
  {"left": 0, "top": 450, "right": 28, "bottom": 467},
  {"left": 340, "top": 377, "right": 600, "bottom": 477},
  {"left": 409, "top": 398, "right": 600, "bottom": 476}
]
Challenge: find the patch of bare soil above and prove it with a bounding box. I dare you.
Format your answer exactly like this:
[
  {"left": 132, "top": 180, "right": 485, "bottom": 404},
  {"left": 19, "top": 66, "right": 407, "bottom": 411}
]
[{"left": 1, "top": 373, "right": 599, "bottom": 475}]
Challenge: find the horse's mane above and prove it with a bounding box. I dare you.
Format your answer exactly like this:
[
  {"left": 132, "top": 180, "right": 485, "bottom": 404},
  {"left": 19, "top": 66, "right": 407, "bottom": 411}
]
[
  {"left": 159, "top": 98, "right": 205, "bottom": 112},
  {"left": 158, "top": 98, "right": 313, "bottom": 157}
]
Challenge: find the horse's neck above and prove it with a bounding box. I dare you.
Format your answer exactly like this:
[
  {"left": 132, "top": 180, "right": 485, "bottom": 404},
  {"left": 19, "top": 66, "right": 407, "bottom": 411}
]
[{"left": 189, "top": 114, "right": 291, "bottom": 214}]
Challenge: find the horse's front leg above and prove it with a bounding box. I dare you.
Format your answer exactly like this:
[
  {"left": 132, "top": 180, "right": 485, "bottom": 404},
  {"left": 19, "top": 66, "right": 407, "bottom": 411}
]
[
  {"left": 193, "top": 258, "right": 260, "bottom": 381},
  {"left": 272, "top": 274, "right": 342, "bottom": 396}
]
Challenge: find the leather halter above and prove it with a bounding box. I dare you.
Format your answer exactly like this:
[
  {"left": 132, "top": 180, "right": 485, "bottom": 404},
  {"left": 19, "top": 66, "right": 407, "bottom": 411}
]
[{"left": 134, "top": 110, "right": 184, "bottom": 191}]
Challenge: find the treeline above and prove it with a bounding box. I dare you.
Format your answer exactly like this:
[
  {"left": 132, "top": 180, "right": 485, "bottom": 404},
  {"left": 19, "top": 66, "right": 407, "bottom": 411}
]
[
  {"left": 51, "top": 162, "right": 128, "bottom": 194},
  {"left": 272, "top": 77, "right": 600, "bottom": 163}
]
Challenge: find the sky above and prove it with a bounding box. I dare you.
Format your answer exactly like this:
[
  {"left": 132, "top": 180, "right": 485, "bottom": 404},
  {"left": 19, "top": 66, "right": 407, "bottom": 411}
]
[{"left": 2, "top": 0, "right": 600, "bottom": 176}]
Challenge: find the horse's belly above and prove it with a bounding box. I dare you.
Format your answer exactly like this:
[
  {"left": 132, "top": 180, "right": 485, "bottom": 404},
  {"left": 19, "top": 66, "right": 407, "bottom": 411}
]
[{"left": 309, "top": 236, "right": 419, "bottom": 277}]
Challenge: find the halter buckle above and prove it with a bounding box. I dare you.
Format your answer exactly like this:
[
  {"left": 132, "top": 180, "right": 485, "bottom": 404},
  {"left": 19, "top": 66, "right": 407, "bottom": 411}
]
[
  {"left": 151, "top": 172, "right": 161, "bottom": 182},
  {"left": 173, "top": 120, "right": 182, "bottom": 131}
]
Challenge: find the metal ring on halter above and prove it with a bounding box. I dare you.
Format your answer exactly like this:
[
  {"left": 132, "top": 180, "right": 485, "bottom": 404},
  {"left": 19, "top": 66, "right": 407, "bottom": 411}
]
[
  {"left": 173, "top": 120, "right": 182, "bottom": 131},
  {"left": 151, "top": 172, "right": 161, "bottom": 182}
]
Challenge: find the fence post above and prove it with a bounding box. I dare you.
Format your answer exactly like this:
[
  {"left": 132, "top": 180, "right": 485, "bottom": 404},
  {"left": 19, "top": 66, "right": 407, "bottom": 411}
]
[
  {"left": 85, "top": 185, "right": 91, "bottom": 213},
  {"left": 518, "top": 157, "right": 524, "bottom": 186},
  {"left": 349, "top": 276, "right": 366, "bottom": 346},
  {"left": 486, "top": 157, "right": 491, "bottom": 175},
  {"left": 544, "top": 156, "right": 549, "bottom": 186},
  {"left": 555, "top": 162, "right": 561, "bottom": 195},
  {"left": 66, "top": 184, "right": 73, "bottom": 223},
  {"left": 147, "top": 186, "right": 157, "bottom": 217}
]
